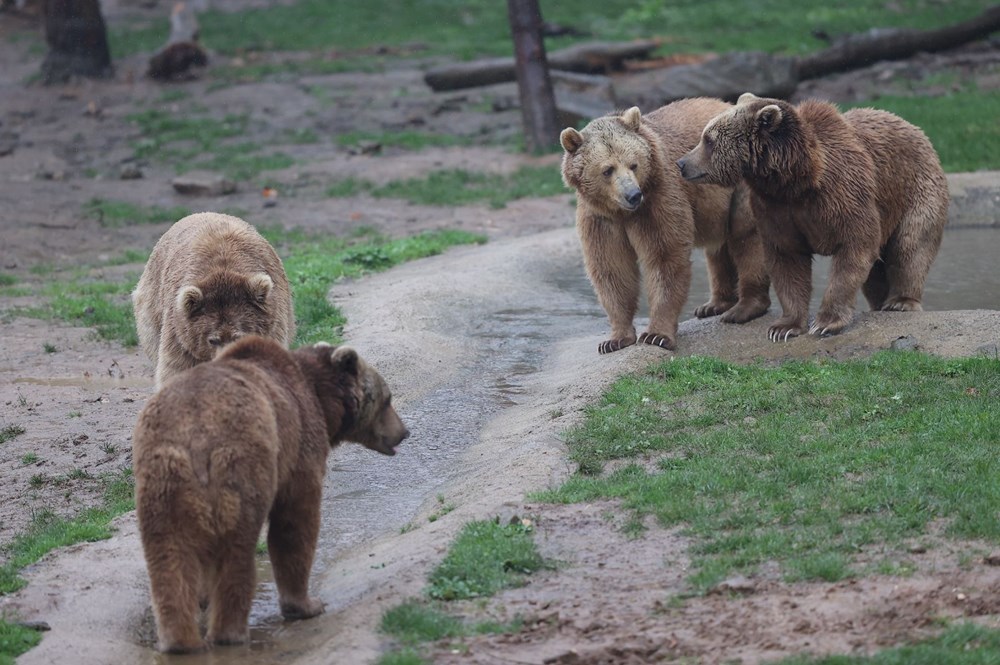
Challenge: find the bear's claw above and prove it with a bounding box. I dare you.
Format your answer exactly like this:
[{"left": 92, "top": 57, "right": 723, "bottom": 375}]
[
  {"left": 637, "top": 332, "right": 675, "bottom": 350},
  {"left": 598, "top": 338, "right": 635, "bottom": 354},
  {"left": 767, "top": 325, "right": 802, "bottom": 343}
]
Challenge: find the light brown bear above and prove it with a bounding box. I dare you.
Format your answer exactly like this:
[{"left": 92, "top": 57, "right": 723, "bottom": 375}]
[
  {"left": 133, "top": 335, "right": 409, "bottom": 654},
  {"left": 561, "top": 99, "right": 770, "bottom": 354},
  {"left": 678, "top": 93, "right": 948, "bottom": 341},
  {"left": 132, "top": 212, "right": 295, "bottom": 387}
]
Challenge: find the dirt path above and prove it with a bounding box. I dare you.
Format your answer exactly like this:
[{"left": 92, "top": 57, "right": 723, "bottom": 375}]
[{"left": 4, "top": 227, "right": 999, "bottom": 664}]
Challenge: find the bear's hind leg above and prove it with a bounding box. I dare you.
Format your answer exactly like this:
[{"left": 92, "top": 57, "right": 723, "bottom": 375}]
[
  {"left": 695, "top": 245, "right": 737, "bottom": 318},
  {"left": 862, "top": 258, "right": 890, "bottom": 311},
  {"left": 880, "top": 207, "right": 945, "bottom": 311},
  {"left": 146, "top": 544, "right": 206, "bottom": 653},
  {"left": 206, "top": 535, "right": 258, "bottom": 646}
]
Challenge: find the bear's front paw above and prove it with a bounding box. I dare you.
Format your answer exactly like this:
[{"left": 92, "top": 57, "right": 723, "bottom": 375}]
[
  {"left": 881, "top": 297, "right": 922, "bottom": 312},
  {"left": 637, "top": 331, "right": 675, "bottom": 350},
  {"left": 809, "top": 310, "right": 853, "bottom": 337},
  {"left": 598, "top": 336, "right": 636, "bottom": 354},
  {"left": 694, "top": 299, "right": 735, "bottom": 319},
  {"left": 767, "top": 322, "right": 803, "bottom": 342},
  {"left": 281, "top": 597, "right": 326, "bottom": 621}
]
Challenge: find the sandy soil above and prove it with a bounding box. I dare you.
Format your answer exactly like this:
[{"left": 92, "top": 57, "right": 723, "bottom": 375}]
[{"left": 1, "top": 4, "right": 999, "bottom": 664}]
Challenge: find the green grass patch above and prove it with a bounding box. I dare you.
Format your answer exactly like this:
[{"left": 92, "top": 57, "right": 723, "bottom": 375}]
[
  {"left": 427, "top": 519, "right": 546, "bottom": 600},
  {"left": 327, "top": 166, "right": 566, "bottom": 209},
  {"left": 20, "top": 453, "right": 39, "bottom": 466},
  {"left": 83, "top": 198, "right": 190, "bottom": 228},
  {"left": 375, "top": 649, "right": 427, "bottom": 665},
  {"left": 846, "top": 88, "right": 1000, "bottom": 172},
  {"left": 24, "top": 277, "right": 139, "bottom": 347},
  {"left": 210, "top": 57, "right": 382, "bottom": 84},
  {"left": 192, "top": 144, "right": 296, "bottom": 181},
  {"left": 261, "top": 227, "right": 486, "bottom": 346},
  {"left": 109, "top": 0, "right": 986, "bottom": 61},
  {"left": 0, "top": 425, "right": 25, "bottom": 444},
  {"left": 536, "top": 352, "right": 1000, "bottom": 592},
  {"left": 0, "top": 619, "right": 43, "bottom": 664},
  {"left": 0, "top": 469, "right": 134, "bottom": 594},
  {"left": 0, "top": 274, "right": 16, "bottom": 287},
  {"left": 775, "top": 622, "right": 1000, "bottom": 664},
  {"left": 381, "top": 601, "right": 464, "bottom": 644}
]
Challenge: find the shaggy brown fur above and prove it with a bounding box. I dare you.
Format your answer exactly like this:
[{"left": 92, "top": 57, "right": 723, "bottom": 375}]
[
  {"left": 133, "top": 212, "right": 295, "bottom": 387},
  {"left": 133, "top": 336, "right": 409, "bottom": 654},
  {"left": 561, "top": 99, "right": 770, "bottom": 354},
  {"left": 678, "top": 93, "right": 948, "bottom": 340}
]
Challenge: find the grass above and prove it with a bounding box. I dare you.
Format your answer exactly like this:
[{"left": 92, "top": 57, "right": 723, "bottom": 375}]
[
  {"left": 83, "top": 198, "right": 190, "bottom": 228},
  {"left": 108, "top": 0, "right": 987, "bottom": 62},
  {"left": 30, "top": 277, "right": 139, "bottom": 347},
  {"left": 845, "top": 88, "right": 1000, "bottom": 172},
  {"left": 774, "top": 623, "right": 1000, "bottom": 664},
  {"left": 0, "top": 469, "right": 135, "bottom": 594},
  {"left": 0, "top": 274, "right": 16, "bottom": 287},
  {"left": 261, "top": 227, "right": 486, "bottom": 346},
  {"left": 0, "top": 425, "right": 25, "bottom": 445},
  {"left": 535, "top": 352, "right": 1000, "bottom": 592},
  {"left": 0, "top": 619, "right": 43, "bottom": 664},
  {"left": 20, "top": 454, "right": 38, "bottom": 466},
  {"left": 327, "top": 166, "right": 567, "bottom": 209},
  {"left": 426, "top": 519, "right": 546, "bottom": 601}
]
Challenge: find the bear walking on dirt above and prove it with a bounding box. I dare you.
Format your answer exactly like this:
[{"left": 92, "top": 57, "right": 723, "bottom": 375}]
[
  {"left": 133, "top": 336, "right": 409, "bottom": 653},
  {"left": 132, "top": 212, "right": 295, "bottom": 387},
  {"left": 561, "top": 99, "right": 771, "bottom": 355},
  {"left": 678, "top": 93, "right": 949, "bottom": 341}
]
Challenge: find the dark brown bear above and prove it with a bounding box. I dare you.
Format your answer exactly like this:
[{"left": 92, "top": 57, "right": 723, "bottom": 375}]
[
  {"left": 678, "top": 93, "right": 949, "bottom": 341},
  {"left": 133, "top": 336, "right": 409, "bottom": 653}
]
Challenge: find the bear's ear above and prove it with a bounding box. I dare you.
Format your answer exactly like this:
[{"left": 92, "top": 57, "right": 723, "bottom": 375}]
[
  {"left": 175, "top": 285, "right": 203, "bottom": 317},
  {"left": 737, "top": 92, "right": 759, "bottom": 106},
  {"left": 621, "top": 106, "right": 641, "bottom": 131},
  {"left": 247, "top": 272, "right": 273, "bottom": 304},
  {"left": 755, "top": 104, "right": 783, "bottom": 132},
  {"left": 560, "top": 127, "right": 583, "bottom": 154},
  {"left": 330, "top": 346, "right": 359, "bottom": 376}
]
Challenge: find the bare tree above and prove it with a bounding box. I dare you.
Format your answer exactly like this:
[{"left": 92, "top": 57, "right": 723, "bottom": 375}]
[
  {"left": 507, "top": 0, "right": 559, "bottom": 153},
  {"left": 41, "top": 0, "right": 112, "bottom": 84}
]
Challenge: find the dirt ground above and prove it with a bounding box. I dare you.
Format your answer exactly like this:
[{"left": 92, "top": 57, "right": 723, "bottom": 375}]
[{"left": 2, "top": 3, "right": 1000, "bottom": 664}]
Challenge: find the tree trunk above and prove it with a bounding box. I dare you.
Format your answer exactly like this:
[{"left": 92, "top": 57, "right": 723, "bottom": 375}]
[
  {"left": 507, "top": 0, "right": 559, "bottom": 153},
  {"left": 41, "top": 0, "right": 112, "bottom": 84}
]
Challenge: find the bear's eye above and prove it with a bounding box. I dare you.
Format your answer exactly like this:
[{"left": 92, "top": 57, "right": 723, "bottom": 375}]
[
  {"left": 602, "top": 166, "right": 614, "bottom": 177},
  {"left": 629, "top": 163, "right": 638, "bottom": 172},
  {"left": 704, "top": 135, "right": 714, "bottom": 147}
]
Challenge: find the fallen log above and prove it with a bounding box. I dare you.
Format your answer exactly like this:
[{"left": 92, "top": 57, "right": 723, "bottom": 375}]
[
  {"left": 424, "top": 39, "right": 659, "bottom": 91},
  {"left": 797, "top": 4, "right": 1000, "bottom": 80}
]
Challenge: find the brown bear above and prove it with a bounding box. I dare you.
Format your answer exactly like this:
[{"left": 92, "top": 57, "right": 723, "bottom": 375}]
[
  {"left": 560, "top": 99, "right": 771, "bottom": 354},
  {"left": 133, "top": 335, "right": 409, "bottom": 653},
  {"left": 132, "top": 212, "right": 295, "bottom": 387},
  {"left": 678, "top": 93, "right": 949, "bottom": 341}
]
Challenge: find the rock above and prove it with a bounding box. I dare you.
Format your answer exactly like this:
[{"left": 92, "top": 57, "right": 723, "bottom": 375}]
[
  {"left": 890, "top": 335, "right": 919, "bottom": 351},
  {"left": 708, "top": 575, "right": 756, "bottom": 596},
  {"left": 171, "top": 172, "right": 237, "bottom": 196},
  {"left": 908, "top": 544, "right": 927, "bottom": 554},
  {"left": 976, "top": 343, "right": 999, "bottom": 357},
  {"left": 983, "top": 552, "right": 1000, "bottom": 566},
  {"left": 119, "top": 165, "right": 143, "bottom": 180}
]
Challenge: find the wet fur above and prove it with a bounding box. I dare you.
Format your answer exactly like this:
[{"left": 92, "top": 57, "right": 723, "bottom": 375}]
[
  {"left": 561, "top": 98, "right": 770, "bottom": 355},
  {"left": 133, "top": 336, "right": 409, "bottom": 653},
  {"left": 133, "top": 212, "right": 295, "bottom": 387},
  {"left": 678, "top": 93, "right": 949, "bottom": 340}
]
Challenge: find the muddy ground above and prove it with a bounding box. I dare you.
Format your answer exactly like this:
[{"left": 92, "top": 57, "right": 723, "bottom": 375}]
[{"left": 1, "top": 3, "right": 1000, "bottom": 664}]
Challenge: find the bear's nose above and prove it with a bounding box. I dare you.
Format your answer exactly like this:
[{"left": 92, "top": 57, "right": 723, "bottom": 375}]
[
  {"left": 625, "top": 189, "right": 643, "bottom": 207},
  {"left": 676, "top": 156, "right": 687, "bottom": 173}
]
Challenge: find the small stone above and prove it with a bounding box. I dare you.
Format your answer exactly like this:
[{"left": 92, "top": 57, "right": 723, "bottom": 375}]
[
  {"left": 890, "top": 335, "right": 919, "bottom": 352},
  {"left": 120, "top": 164, "right": 143, "bottom": 180},
  {"left": 908, "top": 544, "right": 927, "bottom": 554},
  {"left": 172, "top": 172, "right": 237, "bottom": 196},
  {"left": 983, "top": 552, "right": 1000, "bottom": 566},
  {"left": 708, "top": 575, "right": 756, "bottom": 596}
]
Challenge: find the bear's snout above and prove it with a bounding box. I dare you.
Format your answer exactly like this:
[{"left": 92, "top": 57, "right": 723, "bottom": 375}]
[
  {"left": 623, "top": 187, "right": 643, "bottom": 210},
  {"left": 677, "top": 154, "right": 703, "bottom": 182}
]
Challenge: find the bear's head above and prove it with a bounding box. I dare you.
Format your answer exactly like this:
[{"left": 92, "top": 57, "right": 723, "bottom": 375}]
[
  {"left": 677, "top": 92, "right": 796, "bottom": 187},
  {"left": 302, "top": 343, "right": 410, "bottom": 456},
  {"left": 560, "top": 107, "right": 654, "bottom": 215},
  {"left": 174, "top": 270, "right": 277, "bottom": 362}
]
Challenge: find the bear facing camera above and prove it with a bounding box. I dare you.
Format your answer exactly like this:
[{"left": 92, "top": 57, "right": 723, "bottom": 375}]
[
  {"left": 133, "top": 336, "right": 409, "bottom": 653},
  {"left": 560, "top": 98, "right": 771, "bottom": 355}
]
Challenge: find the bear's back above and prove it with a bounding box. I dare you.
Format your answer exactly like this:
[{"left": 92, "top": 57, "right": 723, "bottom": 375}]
[{"left": 644, "top": 97, "right": 733, "bottom": 162}]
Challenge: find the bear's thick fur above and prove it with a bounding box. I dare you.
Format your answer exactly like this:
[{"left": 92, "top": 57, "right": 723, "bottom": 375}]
[
  {"left": 561, "top": 99, "right": 770, "bottom": 354},
  {"left": 678, "top": 93, "right": 948, "bottom": 341},
  {"left": 133, "top": 336, "right": 409, "bottom": 653},
  {"left": 132, "top": 212, "right": 295, "bottom": 387}
]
